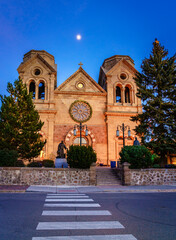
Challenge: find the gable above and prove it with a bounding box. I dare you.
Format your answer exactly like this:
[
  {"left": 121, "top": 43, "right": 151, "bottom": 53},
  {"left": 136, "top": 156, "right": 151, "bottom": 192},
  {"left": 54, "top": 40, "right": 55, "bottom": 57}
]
[
  {"left": 55, "top": 67, "right": 106, "bottom": 95},
  {"left": 17, "top": 54, "right": 56, "bottom": 74},
  {"left": 105, "top": 58, "right": 136, "bottom": 76}
]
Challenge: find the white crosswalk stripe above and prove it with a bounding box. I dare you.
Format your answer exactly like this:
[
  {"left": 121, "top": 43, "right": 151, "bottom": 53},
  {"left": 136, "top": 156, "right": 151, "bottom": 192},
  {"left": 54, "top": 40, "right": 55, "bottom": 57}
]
[
  {"left": 32, "top": 235, "right": 137, "bottom": 240},
  {"left": 42, "top": 210, "right": 111, "bottom": 216},
  {"left": 45, "top": 198, "right": 94, "bottom": 202},
  {"left": 33, "top": 192, "right": 138, "bottom": 240},
  {"left": 44, "top": 203, "right": 100, "bottom": 207},
  {"left": 47, "top": 193, "right": 86, "bottom": 195},
  {"left": 46, "top": 195, "right": 89, "bottom": 198},
  {"left": 36, "top": 221, "right": 124, "bottom": 230}
]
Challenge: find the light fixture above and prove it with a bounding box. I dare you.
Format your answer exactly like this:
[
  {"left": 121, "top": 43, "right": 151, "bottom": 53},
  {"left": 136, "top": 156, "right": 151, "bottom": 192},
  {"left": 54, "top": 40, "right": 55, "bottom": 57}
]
[{"left": 73, "top": 126, "right": 77, "bottom": 136}]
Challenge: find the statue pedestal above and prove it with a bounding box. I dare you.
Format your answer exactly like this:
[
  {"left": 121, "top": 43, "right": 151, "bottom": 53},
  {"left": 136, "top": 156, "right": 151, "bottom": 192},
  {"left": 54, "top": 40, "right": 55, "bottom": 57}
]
[{"left": 55, "top": 157, "right": 68, "bottom": 168}]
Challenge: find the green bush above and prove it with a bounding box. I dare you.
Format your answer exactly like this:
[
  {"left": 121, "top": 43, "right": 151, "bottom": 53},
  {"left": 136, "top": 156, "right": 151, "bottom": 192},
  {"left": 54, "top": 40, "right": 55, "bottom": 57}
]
[
  {"left": 67, "top": 145, "right": 97, "bottom": 169},
  {"left": 165, "top": 164, "right": 176, "bottom": 169},
  {"left": 15, "top": 160, "right": 25, "bottom": 167},
  {"left": 27, "top": 161, "right": 42, "bottom": 167},
  {"left": 43, "top": 159, "right": 55, "bottom": 168},
  {"left": 0, "top": 149, "right": 18, "bottom": 167},
  {"left": 152, "top": 164, "right": 161, "bottom": 168},
  {"left": 120, "top": 145, "right": 152, "bottom": 169}
]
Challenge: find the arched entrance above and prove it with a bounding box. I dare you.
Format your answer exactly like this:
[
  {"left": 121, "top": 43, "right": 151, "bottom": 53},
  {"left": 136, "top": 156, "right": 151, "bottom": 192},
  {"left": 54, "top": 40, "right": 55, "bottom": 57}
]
[{"left": 65, "top": 129, "right": 96, "bottom": 149}]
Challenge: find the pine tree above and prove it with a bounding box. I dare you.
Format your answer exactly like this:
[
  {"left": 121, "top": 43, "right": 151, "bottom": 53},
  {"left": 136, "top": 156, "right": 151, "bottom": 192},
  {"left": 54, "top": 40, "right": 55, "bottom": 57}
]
[
  {"left": 131, "top": 39, "right": 176, "bottom": 165},
  {"left": 0, "top": 77, "right": 46, "bottom": 161}
]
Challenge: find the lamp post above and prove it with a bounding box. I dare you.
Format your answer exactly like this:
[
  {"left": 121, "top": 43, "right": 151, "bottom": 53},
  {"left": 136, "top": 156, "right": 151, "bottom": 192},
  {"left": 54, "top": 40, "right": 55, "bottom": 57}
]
[
  {"left": 116, "top": 123, "right": 131, "bottom": 147},
  {"left": 73, "top": 122, "right": 88, "bottom": 146}
]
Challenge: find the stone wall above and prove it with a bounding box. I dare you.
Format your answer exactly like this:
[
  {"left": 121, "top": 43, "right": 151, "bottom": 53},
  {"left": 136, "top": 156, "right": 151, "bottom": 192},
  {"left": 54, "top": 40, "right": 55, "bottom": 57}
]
[
  {"left": 122, "top": 162, "right": 176, "bottom": 185},
  {"left": 0, "top": 165, "right": 96, "bottom": 186}
]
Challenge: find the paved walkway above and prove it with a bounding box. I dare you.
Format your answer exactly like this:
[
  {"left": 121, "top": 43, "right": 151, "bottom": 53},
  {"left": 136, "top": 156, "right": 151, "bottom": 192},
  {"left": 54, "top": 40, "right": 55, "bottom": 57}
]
[
  {"left": 1, "top": 184, "right": 176, "bottom": 193},
  {"left": 26, "top": 184, "right": 176, "bottom": 193}
]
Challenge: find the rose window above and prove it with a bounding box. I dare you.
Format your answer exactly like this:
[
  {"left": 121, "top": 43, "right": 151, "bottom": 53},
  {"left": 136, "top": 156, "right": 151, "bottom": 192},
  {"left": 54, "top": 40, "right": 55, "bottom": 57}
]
[{"left": 69, "top": 101, "right": 92, "bottom": 123}]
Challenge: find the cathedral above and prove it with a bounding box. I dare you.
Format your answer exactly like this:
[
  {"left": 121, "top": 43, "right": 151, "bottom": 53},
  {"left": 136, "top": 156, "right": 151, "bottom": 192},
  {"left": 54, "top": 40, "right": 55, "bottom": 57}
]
[{"left": 17, "top": 50, "right": 142, "bottom": 165}]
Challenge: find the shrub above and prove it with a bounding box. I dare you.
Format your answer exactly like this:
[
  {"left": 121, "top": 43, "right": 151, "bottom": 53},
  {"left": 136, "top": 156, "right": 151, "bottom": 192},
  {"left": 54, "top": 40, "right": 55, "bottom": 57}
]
[
  {"left": 152, "top": 164, "right": 162, "bottom": 168},
  {"left": 15, "top": 160, "right": 25, "bottom": 167},
  {"left": 27, "top": 161, "right": 42, "bottom": 167},
  {"left": 0, "top": 149, "right": 18, "bottom": 167},
  {"left": 67, "top": 145, "right": 97, "bottom": 169},
  {"left": 43, "top": 159, "right": 55, "bottom": 168},
  {"left": 151, "top": 153, "right": 160, "bottom": 165},
  {"left": 165, "top": 164, "right": 176, "bottom": 169},
  {"left": 120, "top": 145, "right": 152, "bottom": 169}
]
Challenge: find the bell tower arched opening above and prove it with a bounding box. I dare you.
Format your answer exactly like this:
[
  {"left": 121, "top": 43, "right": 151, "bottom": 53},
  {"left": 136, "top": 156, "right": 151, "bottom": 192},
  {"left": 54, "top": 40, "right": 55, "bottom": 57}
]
[
  {"left": 116, "top": 86, "right": 121, "bottom": 103},
  {"left": 38, "top": 81, "right": 45, "bottom": 99},
  {"left": 125, "top": 86, "right": 130, "bottom": 103},
  {"left": 29, "top": 81, "right": 36, "bottom": 99}
]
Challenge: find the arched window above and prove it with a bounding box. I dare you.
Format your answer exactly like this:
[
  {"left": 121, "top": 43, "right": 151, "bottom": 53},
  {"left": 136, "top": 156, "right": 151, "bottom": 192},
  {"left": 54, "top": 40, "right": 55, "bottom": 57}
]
[
  {"left": 116, "top": 86, "right": 121, "bottom": 103},
  {"left": 125, "top": 86, "right": 130, "bottom": 103},
  {"left": 29, "top": 81, "right": 35, "bottom": 99},
  {"left": 73, "top": 137, "right": 87, "bottom": 146},
  {"left": 38, "top": 82, "right": 45, "bottom": 99}
]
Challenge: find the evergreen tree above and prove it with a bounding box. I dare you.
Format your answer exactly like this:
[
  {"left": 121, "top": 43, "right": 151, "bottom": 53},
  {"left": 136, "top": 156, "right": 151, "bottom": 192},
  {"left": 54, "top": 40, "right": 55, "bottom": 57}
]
[
  {"left": 0, "top": 77, "right": 46, "bottom": 161},
  {"left": 131, "top": 39, "right": 176, "bottom": 165}
]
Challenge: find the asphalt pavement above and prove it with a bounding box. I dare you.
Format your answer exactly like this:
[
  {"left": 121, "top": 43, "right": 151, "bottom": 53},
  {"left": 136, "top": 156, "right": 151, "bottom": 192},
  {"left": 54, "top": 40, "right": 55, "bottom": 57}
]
[{"left": 0, "top": 192, "right": 176, "bottom": 240}]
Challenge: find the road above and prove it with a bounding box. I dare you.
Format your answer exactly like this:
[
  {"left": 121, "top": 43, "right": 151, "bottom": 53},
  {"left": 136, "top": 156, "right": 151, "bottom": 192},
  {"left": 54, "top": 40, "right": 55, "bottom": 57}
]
[{"left": 0, "top": 192, "right": 176, "bottom": 240}]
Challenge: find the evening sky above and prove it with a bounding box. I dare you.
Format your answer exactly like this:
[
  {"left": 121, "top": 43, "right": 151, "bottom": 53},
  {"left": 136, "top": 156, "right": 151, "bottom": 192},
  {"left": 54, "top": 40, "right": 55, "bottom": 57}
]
[{"left": 0, "top": 0, "right": 176, "bottom": 96}]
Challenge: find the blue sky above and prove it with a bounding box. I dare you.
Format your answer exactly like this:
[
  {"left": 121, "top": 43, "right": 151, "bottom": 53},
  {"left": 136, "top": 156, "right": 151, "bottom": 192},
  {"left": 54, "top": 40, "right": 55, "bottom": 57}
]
[{"left": 0, "top": 0, "right": 176, "bottom": 96}]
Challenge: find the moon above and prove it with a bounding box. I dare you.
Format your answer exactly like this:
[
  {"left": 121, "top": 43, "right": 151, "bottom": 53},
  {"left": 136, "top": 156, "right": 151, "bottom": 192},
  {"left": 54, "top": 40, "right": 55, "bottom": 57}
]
[{"left": 76, "top": 34, "right": 82, "bottom": 40}]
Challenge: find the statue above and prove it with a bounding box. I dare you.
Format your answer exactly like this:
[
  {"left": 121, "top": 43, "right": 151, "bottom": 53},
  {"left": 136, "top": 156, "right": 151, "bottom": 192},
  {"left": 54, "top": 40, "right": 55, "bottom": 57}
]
[
  {"left": 57, "top": 141, "right": 67, "bottom": 158},
  {"left": 133, "top": 137, "right": 140, "bottom": 146}
]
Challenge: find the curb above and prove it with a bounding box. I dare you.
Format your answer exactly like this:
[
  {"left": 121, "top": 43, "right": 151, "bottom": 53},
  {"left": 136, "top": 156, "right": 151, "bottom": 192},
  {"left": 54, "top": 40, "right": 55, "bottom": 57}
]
[{"left": 0, "top": 190, "right": 26, "bottom": 193}]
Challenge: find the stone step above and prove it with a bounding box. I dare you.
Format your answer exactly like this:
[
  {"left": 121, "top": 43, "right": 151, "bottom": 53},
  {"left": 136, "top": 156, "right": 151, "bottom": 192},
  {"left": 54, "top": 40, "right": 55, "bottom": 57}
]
[{"left": 96, "top": 167, "right": 121, "bottom": 185}]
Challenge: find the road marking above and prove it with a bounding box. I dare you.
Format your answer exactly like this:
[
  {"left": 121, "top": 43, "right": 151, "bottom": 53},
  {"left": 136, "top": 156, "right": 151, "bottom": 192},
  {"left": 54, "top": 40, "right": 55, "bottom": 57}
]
[
  {"left": 44, "top": 203, "right": 100, "bottom": 207},
  {"left": 33, "top": 194, "right": 137, "bottom": 240},
  {"left": 47, "top": 194, "right": 86, "bottom": 196},
  {"left": 42, "top": 210, "right": 111, "bottom": 216},
  {"left": 36, "top": 221, "right": 124, "bottom": 230},
  {"left": 46, "top": 196, "right": 89, "bottom": 198},
  {"left": 45, "top": 199, "right": 94, "bottom": 202},
  {"left": 32, "top": 234, "right": 137, "bottom": 240}
]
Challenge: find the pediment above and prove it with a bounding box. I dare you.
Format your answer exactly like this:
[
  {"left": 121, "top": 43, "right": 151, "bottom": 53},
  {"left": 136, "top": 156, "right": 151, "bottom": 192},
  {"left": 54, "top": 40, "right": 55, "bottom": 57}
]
[
  {"left": 106, "top": 58, "right": 136, "bottom": 76},
  {"left": 55, "top": 67, "right": 106, "bottom": 95},
  {"left": 17, "top": 54, "right": 56, "bottom": 74}
]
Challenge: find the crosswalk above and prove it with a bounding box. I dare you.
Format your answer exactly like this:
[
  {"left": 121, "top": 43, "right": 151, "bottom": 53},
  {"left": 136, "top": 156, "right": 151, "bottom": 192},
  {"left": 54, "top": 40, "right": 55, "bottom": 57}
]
[{"left": 32, "top": 193, "right": 137, "bottom": 240}]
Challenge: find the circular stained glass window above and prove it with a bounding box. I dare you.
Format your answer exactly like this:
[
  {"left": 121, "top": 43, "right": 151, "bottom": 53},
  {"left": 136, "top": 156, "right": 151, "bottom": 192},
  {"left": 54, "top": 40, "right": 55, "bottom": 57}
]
[{"left": 69, "top": 100, "right": 92, "bottom": 123}]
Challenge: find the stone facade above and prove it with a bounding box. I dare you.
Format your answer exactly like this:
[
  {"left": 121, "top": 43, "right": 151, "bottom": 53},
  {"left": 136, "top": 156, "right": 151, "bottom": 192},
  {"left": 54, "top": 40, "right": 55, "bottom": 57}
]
[
  {"left": 122, "top": 163, "right": 176, "bottom": 185},
  {"left": 0, "top": 165, "right": 96, "bottom": 186},
  {"left": 17, "top": 51, "right": 142, "bottom": 165}
]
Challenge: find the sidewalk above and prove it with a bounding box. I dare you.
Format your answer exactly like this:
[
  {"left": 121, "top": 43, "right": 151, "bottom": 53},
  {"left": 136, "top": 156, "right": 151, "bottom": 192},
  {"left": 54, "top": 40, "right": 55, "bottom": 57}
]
[
  {"left": 26, "top": 184, "right": 176, "bottom": 193},
  {"left": 1, "top": 184, "right": 176, "bottom": 193}
]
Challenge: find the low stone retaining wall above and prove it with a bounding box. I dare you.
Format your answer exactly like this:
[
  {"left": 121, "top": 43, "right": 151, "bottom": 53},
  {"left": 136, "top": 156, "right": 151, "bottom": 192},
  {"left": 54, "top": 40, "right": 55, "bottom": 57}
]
[
  {"left": 122, "top": 162, "right": 176, "bottom": 185},
  {"left": 0, "top": 164, "right": 96, "bottom": 186}
]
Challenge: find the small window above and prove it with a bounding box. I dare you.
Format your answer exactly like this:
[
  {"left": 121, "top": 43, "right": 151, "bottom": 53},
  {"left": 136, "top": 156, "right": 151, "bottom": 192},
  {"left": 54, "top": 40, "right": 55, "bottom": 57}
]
[
  {"left": 120, "top": 73, "right": 127, "bottom": 80},
  {"left": 38, "top": 82, "right": 45, "bottom": 99},
  {"left": 34, "top": 69, "right": 41, "bottom": 76},
  {"left": 29, "top": 81, "right": 35, "bottom": 99},
  {"left": 125, "top": 87, "right": 130, "bottom": 103},
  {"left": 116, "top": 86, "right": 121, "bottom": 103}
]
